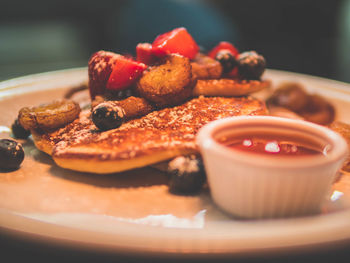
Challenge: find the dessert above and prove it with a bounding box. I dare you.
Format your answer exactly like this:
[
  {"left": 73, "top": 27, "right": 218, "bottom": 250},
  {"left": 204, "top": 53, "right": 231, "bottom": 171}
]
[
  {"left": 17, "top": 27, "right": 271, "bottom": 184},
  {"left": 193, "top": 79, "right": 270, "bottom": 97},
  {"left": 31, "top": 96, "right": 267, "bottom": 174}
]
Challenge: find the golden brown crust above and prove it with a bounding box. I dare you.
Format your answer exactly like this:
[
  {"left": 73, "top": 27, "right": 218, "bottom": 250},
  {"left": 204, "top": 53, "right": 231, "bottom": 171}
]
[
  {"left": 193, "top": 79, "right": 271, "bottom": 97},
  {"left": 136, "top": 54, "right": 193, "bottom": 107},
  {"left": 31, "top": 131, "right": 55, "bottom": 155},
  {"left": 191, "top": 53, "right": 223, "bottom": 80},
  {"left": 35, "top": 96, "right": 267, "bottom": 173}
]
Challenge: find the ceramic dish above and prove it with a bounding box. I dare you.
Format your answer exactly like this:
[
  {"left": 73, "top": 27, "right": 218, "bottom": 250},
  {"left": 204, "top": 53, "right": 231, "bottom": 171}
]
[
  {"left": 1, "top": 68, "right": 350, "bottom": 257},
  {"left": 197, "top": 116, "right": 348, "bottom": 218}
]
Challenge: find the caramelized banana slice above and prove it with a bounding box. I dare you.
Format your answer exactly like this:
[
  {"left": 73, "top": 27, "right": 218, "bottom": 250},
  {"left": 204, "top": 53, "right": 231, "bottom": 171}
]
[
  {"left": 191, "top": 53, "right": 222, "bottom": 79},
  {"left": 18, "top": 99, "right": 81, "bottom": 131},
  {"left": 136, "top": 54, "right": 193, "bottom": 108},
  {"left": 114, "top": 96, "right": 154, "bottom": 120},
  {"left": 266, "top": 82, "right": 309, "bottom": 112},
  {"left": 92, "top": 96, "right": 154, "bottom": 121},
  {"left": 298, "top": 95, "right": 335, "bottom": 125},
  {"left": 193, "top": 79, "right": 270, "bottom": 97}
]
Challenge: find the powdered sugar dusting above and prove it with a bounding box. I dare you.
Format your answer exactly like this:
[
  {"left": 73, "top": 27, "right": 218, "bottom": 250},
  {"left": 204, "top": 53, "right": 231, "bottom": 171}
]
[
  {"left": 48, "top": 97, "right": 266, "bottom": 161},
  {"left": 90, "top": 51, "right": 119, "bottom": 74}
]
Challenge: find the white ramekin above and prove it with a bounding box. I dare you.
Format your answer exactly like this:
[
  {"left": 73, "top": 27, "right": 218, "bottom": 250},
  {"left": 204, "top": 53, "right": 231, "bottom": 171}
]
[{"left": 197, "top": 116, "right": 348, "bottom": 219}]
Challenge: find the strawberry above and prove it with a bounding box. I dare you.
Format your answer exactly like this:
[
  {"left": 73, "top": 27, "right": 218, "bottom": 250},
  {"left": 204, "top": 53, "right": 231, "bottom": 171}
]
[
  {"left": 208, "top": 41, "right": 239, "bottom": 59},
  {"left": 88, "top": 51, "right": 120, "bottom": 99},
  {"left": 208, "top": 42, "right": 239, "bottom": 78},
  {"left": 152, "top": 27, "right": 199, "bottom": 59},
  {"left": 106, "top": 57, "right": 147, "bottom": 91},
  {"left": 227, "top": 67, "right": 239, "bottom": 78},
  {"left": 136, "top": 43, "right": 157, "bottom": 65}
]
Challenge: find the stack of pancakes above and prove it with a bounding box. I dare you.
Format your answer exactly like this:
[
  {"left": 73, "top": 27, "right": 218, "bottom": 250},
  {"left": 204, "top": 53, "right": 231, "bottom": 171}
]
[{"left": 32, "top": 96, "right": 267, "bottom": 174}]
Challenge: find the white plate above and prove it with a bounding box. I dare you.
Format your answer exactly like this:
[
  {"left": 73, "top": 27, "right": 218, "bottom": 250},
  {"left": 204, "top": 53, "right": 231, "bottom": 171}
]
[{"left": 1, "top": 68, "right": 350, "bottom": 257}]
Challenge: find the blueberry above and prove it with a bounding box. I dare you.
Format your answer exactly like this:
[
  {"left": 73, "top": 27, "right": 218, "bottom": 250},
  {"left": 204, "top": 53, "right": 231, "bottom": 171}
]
[
  {"left": 168, "top": 155, "right": 206, "bottom": 195},
  {"left": 215, "top": 49, "right": 238, "bottom": 73},
  {"left": 0, "top": 139, "right": 25, "bottom": 170},
  {"left": 11, "top": 119, "right": 30, "bottom": 139},
  {"left": 92, "top": 102, "right": 125, "bottom": 131},
  {"left": 237, "top": 51, "right": 266, "bottom": 80}
]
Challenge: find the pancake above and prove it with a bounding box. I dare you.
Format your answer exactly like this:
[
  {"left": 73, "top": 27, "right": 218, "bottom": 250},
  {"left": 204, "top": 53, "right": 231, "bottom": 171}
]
[{"left": 32, "top": 96, "right": 267, "bottom": 174}]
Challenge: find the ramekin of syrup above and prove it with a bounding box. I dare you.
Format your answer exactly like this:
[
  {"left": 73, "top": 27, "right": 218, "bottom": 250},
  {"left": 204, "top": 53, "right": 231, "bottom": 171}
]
[{"left": 197, "top": 116, "right": 348, "bottom": 219}]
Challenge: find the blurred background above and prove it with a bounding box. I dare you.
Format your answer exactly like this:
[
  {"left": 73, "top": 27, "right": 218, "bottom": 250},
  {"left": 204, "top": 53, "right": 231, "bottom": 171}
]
[{"left": 1, "top": 0, "right": 349, "bottom": 82}]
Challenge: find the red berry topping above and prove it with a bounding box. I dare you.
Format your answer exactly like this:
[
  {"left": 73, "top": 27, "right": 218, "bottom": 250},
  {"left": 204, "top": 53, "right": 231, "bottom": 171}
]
[
  {"left": 227, "top": 67, "right": 239, "bottom": 78},
  {"left": 136, "top": 43, "right": 157, "bottom": 65},
  {"left": 88, "top": 51, "right": 120, "bottom": 99},
  {"left": 152, "top": 27, "right": 199, "bottom": 59},
  {"left": 208, "top": 41, "right": 239, "bottom": 59},
  {"left": 106, "top": 57, "right": 147, "bottom": 91},
  {"left": 208, "top": 42, "right": 239, "bottom": 78}
]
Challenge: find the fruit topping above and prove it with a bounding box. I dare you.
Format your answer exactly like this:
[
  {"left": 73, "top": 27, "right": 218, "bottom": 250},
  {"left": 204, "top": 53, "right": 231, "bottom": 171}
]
[
  {"left": 92, "top": 101, "right": 125, "bottom": 131},
  {"left": 11, "top": 118, "right": 30, "bottom": 139},
  {"left": 267, "top": 82, "right": 335, "bottom": 125},
  {"left": 168, "top": 155, "right": 206, "bottom": 195},
  {"left": 152, "top": 27, "right": 199, "bottom": 59},
  {"left": 215, "top": 49, "right": 238, "bottom": 74},
  {"left": 208, "top": 41, "right": 239, "bottom": 59},
  {"left": 191, "top": 53, "right": 222, "bottom": 80},
  {"left": 0, "top": 139, "right": 24, "bottom": 170},
  {"left": 193, "top": 79, "right": 270, "bottom": 97},
  {"left": 266, "top": 82, "right": 309, "bottom": 112},
  {"left": 88, "top": 51, "right": 120, "bottom": 99},
  {"left": 136, "top": 43, "right": 157, "bottom": 65},
  {"left": 18, "top": 99, "right": 81, "bottom": 132},
  {"left": 106, "top": 56, "right": 147, "bottom": 91},
  {"left": 208, "top": 42, "right": 239, "bottom": 78},
  {"left": 299, "top": 94, "right": 335, "bottom": 125},
  {"left": 136, "top": 54, "right": 193, "bottom": 108},
  {"left": 237, "top": 51, "right": 266, "bottom": 80},
  {"left": 114, "top": 96, "right": 154, "bottom": 120}
]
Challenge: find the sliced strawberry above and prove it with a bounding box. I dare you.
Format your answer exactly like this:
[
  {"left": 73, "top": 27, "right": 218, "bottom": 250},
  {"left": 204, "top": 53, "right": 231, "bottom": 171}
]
[
  {"left": 208, "top": 42, "right": 240, "bottom": 79},
  {"left": 152, "top": 27, "right": 199, "bottom": 59},
  {"left": 107, "top": 57, "right": 147, "bottom": 91},
  {"left": 136, "top": 43, "right": 157, "bottom": 65},
  {"left": 88, "top": 50, "right": 120, "bottom": 99},
  {"left": 208, "top": 41, "right": 239, "bottom": 59}
]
